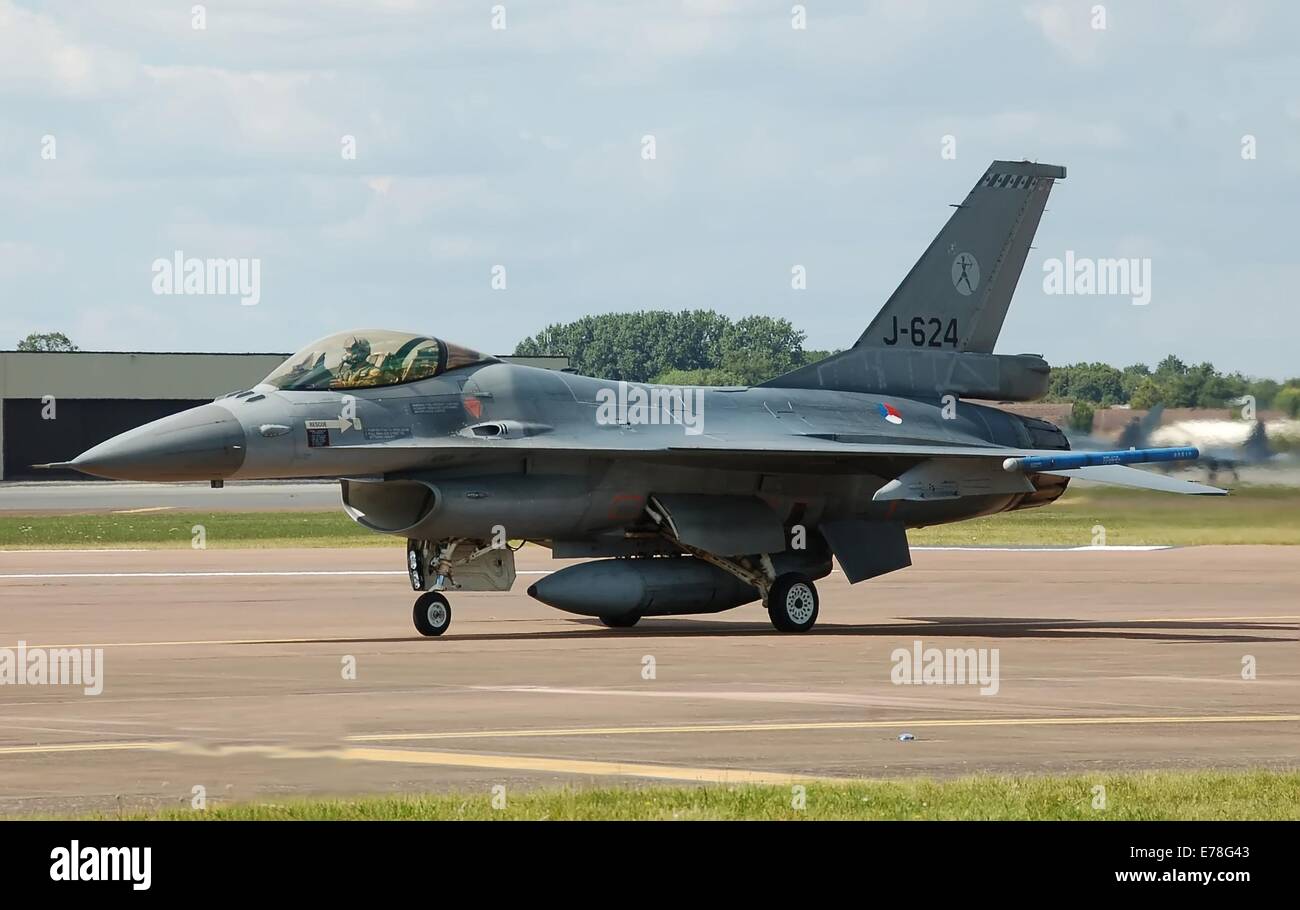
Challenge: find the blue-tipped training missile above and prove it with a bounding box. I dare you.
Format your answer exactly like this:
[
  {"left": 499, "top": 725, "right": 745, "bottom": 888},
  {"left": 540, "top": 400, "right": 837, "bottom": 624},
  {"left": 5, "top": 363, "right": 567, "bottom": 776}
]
[{"left": 1002, "top": 446, "right": 1200, "bottom": 473}]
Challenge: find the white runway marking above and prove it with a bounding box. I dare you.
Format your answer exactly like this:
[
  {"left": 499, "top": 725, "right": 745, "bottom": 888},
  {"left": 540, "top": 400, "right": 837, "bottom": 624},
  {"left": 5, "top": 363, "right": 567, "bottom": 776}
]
[
  {"left": 0, "top": 570, "right": 406, "bottom": 580},
  {"left": 0, "top": 569, "right": 553, "bottom": 580},
  {"left": 0, "top": 549, "right": 150, "bottom": 553},
  {"left": 0, "top": 549, "right": 1172, "bottom": 582},
  {"left": 912, "top": 545, "right": 1171, "bottom": 552}
]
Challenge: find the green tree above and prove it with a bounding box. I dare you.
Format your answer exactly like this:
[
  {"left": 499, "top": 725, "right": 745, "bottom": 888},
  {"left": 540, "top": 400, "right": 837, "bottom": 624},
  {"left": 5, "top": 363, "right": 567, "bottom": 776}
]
[
  {"left": 515, "top": 311, "right": 809, "bottom": 383},
  {"left": 1047, "top": 362, "right": 1127, "bottom": 405},
  {"left": 715, "top": 315, "right": 807, "bottom": 384},
  {"left": 1276, "top": 386, "right": 1300, "bottom": 418},
  {"left": 1128, "top": 376, "right": 1169, "bottom": 410},
  {"left": 16, "top": 331, "right": 78, "bottom": 352},
  {"left": 1068, "top": 400, "right": 1095, "bottom": 433},
  {"left": 1154, "top": 355, "right": 1188, "bottom": 379},
  {"left": 1246, "top": 379, "right": 1280, "bottom": 409},
  {"left": 653, "top": 367, "right": 746, "bottom": 386},
  {"left": 1195, "top": 371, "right": 1250, "bottom": 408},
  {"left": 514, "top": 310, "right": 730, "bottom": 381},
  {"left": 1120, "top": 363, "right": 1151, "bottom": 401}
]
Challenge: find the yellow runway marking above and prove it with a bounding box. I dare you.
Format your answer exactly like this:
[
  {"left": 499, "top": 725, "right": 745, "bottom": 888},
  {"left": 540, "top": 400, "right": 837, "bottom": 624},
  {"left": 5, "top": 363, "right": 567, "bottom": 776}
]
[
  {"left": 0, "top": 740, "right": 810, "bottom": 784},
  {"left": 0, "top": 741, "right": 175, "bottom": 756},
  {"left": 336, "top": 747, "right": 810, "bottom": 784},
  {"left": 347, "top": 713, "right": 1300, "bottom": 743},
  {"left": 6, "top": 713, "right": 1298, "bottom": 783}
]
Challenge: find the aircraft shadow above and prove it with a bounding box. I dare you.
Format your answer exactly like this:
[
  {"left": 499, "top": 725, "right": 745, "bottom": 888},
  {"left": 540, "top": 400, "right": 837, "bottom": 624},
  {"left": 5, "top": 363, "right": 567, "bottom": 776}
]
[
  {"left": 240, "top": 615, "right": 1298, "bottom": 646},
  {"left": 526, "top": 616, "right": 1295, "bottom": 644}
]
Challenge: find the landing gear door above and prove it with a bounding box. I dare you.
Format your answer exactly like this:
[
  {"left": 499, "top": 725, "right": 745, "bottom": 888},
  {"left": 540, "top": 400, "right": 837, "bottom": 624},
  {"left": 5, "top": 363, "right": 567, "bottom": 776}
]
[
  {"left": 648, "top": 494, "right": 786, "bottom": 556},
  {"left": 406, "top": 539, "right": 425, "bottom": 591},
  {"left": 452, "top": 545, "right": 516, "bottom": 592},
  {"left": 408, "top": 539, "right": 517, "bottom": 593}
]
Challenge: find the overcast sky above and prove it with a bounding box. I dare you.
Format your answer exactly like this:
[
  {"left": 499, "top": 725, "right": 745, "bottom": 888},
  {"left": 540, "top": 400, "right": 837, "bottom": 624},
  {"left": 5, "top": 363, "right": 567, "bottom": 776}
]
[{"left": 2, "top": 0, "right": 1297, "bottom": 378}]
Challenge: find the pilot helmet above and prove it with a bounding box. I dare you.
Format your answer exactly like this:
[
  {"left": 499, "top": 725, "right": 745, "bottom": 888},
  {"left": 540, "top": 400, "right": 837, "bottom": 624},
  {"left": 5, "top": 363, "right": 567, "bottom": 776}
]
[{"left": 342, "top": 335, "right": 371, "bottom": 366}]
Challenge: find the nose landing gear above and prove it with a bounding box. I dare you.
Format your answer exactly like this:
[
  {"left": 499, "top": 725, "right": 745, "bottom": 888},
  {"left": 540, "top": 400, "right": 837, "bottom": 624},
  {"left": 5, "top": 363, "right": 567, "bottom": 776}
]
[
  {"left": 413, "top": 591, "right": 452, "bottom": 636},
  {"left": 405, "top": 537, "right": 518, "bottom": 637}
]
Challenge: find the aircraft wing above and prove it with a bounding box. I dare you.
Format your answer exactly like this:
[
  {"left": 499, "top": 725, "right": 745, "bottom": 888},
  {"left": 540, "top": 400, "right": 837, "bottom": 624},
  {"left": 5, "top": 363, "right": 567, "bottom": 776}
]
[{"left": 324, "top": 435, "right": 1225, "bottom": 495}]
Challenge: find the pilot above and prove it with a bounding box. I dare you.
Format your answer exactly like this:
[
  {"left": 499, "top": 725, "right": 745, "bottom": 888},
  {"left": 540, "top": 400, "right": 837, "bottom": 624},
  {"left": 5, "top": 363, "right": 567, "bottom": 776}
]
[{"left": 330, "top": 335, "right": 383, "bottom": 388}]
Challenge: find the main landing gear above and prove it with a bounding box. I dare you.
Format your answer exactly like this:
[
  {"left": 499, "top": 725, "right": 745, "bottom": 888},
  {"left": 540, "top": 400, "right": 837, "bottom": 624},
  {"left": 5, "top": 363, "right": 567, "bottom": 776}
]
[
  {"left": 640, "top": 498, "right": 826, "bottom": 634},
  {"left": 765, "top": 573, "right": 819, "bottom": 633}
]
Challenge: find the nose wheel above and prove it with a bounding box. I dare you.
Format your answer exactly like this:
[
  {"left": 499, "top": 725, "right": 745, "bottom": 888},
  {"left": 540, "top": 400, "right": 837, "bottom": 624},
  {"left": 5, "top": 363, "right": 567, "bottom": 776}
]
[
  {"left": 766, "top": 573, "right": 819, "bottom": 633},
  {"left": 413, "top": 591, "right": 452, "bottom": 636}
]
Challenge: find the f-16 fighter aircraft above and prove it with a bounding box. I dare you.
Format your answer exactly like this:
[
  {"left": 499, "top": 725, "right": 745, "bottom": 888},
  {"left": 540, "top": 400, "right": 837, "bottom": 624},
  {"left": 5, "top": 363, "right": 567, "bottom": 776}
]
[{"left": 53, "top": 160, "right": 1224, "bottom": 636}]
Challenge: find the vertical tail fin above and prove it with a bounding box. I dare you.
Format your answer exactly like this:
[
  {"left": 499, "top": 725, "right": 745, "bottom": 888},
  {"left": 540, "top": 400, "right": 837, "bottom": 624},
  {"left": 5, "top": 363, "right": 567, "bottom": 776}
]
[
  {"left": 857, "top": 160, "right": 1065, "bottom": 354},
  {"left": 1117, "top": 403, "right": 1164, "bottom": 449}
]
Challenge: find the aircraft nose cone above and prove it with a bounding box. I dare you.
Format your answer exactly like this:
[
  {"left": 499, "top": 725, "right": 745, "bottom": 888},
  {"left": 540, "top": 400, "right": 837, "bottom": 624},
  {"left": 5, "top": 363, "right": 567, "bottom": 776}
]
[{"left": 70, "top": 404, "right": 246, "bottom": 481}]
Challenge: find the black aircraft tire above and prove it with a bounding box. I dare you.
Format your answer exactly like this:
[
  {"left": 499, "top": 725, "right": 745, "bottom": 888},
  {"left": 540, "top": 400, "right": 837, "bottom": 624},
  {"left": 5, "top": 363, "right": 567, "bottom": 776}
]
[
  {"left": 767, "top": 574, "right": 819, "bottom": 633},
  {"left": 600, "top": 614, "right": 641, "bottom": 628},
  {"left": 413, "top": 592, "right": 452, "bottom": 636}
]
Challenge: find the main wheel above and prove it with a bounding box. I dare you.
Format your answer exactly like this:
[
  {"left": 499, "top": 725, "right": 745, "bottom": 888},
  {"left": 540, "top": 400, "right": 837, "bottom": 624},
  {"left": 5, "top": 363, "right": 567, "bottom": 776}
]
[
  {"left": 767, "top": 573, "right": 819, "bottom": 633},
  {"left": 600, "top": 614, "right": 640, "bottom": 628},
  {"left": 413, "top": 591, "right": 452, "bottom": 636}
]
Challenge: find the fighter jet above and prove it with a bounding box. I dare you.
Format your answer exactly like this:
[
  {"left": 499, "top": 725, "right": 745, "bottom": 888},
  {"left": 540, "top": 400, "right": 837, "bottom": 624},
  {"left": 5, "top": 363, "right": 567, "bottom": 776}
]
[
  {"left": 1155, "top": 414, "right": 1284, "bottom": 482},
  {"left": 50, "top": 160, "right": 1224, "bottom": 636},
  {"left": 1198, "top": 420, "right": 1274, "bottom": 481},
  {"left": 1066, "top": 404, "right": 1164, "bottom": 452}
]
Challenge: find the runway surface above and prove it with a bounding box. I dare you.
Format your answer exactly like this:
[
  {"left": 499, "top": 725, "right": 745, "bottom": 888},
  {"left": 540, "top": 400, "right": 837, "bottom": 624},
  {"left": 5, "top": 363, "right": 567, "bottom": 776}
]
[
  {"left": 0, "top": 480, "right": 340, "bottom": 514},
  {"left": 0, "top": 545, "right": 1297, "bottom": 815}
]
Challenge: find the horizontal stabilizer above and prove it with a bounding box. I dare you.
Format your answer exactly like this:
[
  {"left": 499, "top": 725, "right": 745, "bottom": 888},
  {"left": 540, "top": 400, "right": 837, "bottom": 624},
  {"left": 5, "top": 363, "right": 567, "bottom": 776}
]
[{"left": 1043, "top": 464, "right": 1227, "bottom": 495}]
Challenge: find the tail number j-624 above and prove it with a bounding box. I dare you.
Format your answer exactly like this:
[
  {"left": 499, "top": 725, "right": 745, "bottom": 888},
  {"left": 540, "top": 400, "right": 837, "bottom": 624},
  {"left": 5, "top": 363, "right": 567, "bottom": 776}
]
[{"left": 882, "top": 316, "right": 959, "bottom": 348}]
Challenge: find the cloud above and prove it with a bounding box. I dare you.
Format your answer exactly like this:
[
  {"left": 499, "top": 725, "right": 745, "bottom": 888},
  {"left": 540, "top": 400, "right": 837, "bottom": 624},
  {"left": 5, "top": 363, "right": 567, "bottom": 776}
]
[
  {"left": 0, "top": 0, "right": 137, "bottom": 97},
  {"left": 932, "top": 110, "right": 1128, "bottom": 156},
  {"left": 0, "top": 240, "right": 62, "bottom": 279},
  {"left": 2, "top": 0, "right": 1297, "bottom": 379},
  {"left": 1022, "top": 1, "right": 1107, "bottom": 65}
]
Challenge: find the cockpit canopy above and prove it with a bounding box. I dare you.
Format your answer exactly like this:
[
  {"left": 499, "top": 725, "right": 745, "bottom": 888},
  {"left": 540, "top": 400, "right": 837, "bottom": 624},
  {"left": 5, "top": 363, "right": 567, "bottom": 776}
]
[{"left": 262, "top": 330, "right": 497, "bottom": 392}]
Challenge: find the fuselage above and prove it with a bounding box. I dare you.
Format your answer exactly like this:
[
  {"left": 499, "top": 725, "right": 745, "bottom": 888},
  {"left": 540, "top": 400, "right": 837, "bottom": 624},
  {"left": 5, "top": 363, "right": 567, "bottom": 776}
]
[{"left": 70, "top": 361, "right": 1069, "bottom": 545}]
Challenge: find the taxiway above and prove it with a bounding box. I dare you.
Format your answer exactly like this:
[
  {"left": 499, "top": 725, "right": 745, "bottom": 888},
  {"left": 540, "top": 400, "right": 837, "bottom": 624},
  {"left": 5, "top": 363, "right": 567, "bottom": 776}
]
[{"left": 0, "top": 545, "right": 1296, "bottom": 815}]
